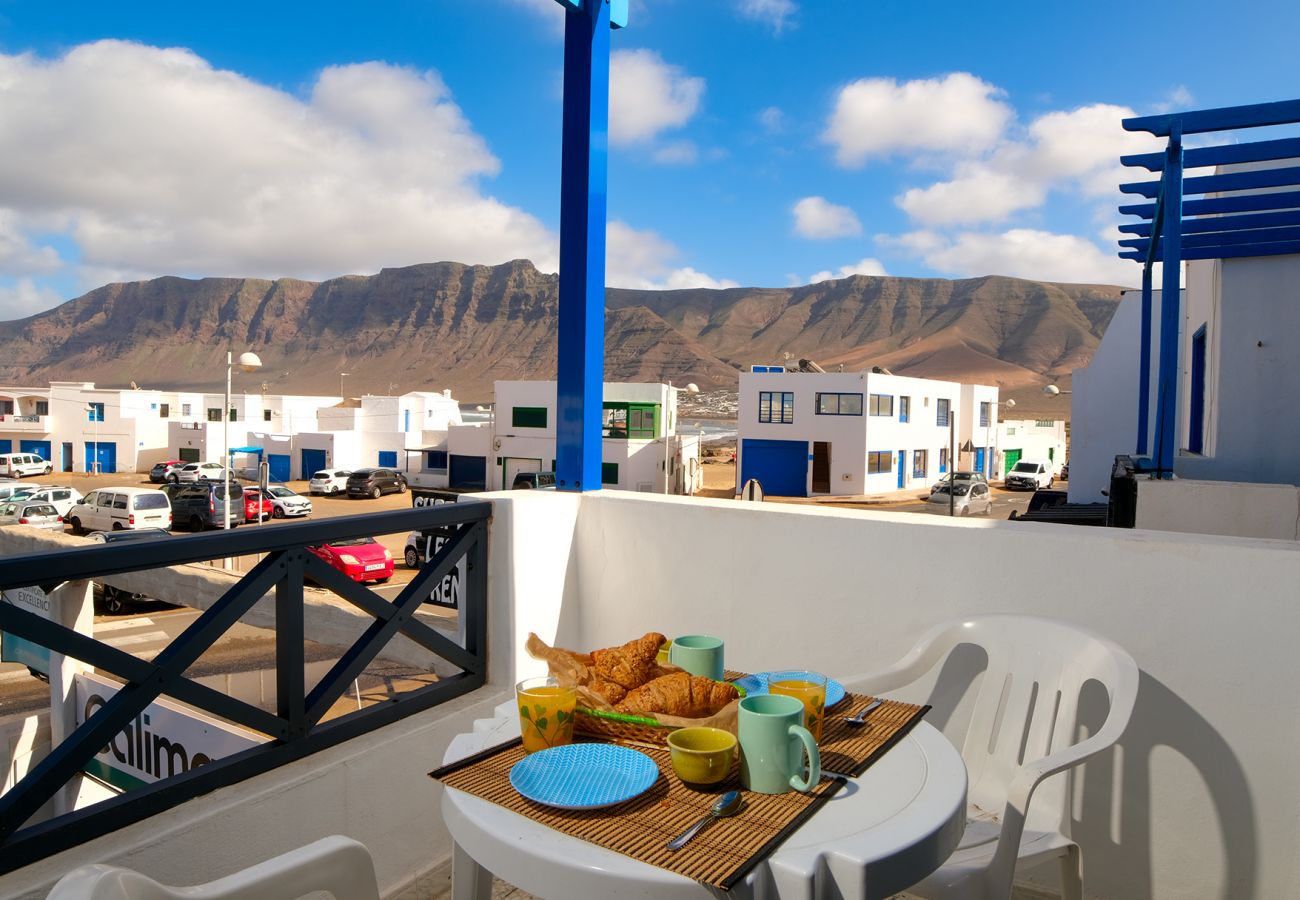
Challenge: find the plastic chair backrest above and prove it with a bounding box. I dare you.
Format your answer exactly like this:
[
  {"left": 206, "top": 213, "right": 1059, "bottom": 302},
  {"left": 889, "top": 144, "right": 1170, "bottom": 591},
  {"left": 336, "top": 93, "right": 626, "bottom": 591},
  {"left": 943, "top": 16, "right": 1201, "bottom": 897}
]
[
  {"left": 46, "top": 834, "right": 379, "bottom": 900},
  {"left": 914, "top": 615, "right": 1137, "bottom": 834}
]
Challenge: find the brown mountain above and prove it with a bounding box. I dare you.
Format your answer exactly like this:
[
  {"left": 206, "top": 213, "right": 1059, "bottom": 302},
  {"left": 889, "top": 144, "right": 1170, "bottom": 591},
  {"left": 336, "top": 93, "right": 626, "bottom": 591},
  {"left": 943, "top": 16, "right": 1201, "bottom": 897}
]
[{"left": 0, "top": 259, "right": 1123, "bottom": 402}]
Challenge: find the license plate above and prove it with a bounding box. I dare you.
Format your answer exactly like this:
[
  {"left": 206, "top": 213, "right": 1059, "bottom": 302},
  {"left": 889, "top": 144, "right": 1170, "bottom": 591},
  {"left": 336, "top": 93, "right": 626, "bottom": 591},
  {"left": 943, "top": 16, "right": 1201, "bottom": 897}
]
[{"left": 364, "top": 563, "right": 385, "bottom": 571}]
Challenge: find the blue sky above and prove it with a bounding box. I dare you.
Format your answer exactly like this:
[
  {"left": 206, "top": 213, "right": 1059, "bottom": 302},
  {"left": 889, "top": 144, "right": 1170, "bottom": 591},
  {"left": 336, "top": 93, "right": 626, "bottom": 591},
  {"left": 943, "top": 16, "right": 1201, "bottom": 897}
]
[{"left": 1, "top": 0, "right": 1298, "bottom": 318}]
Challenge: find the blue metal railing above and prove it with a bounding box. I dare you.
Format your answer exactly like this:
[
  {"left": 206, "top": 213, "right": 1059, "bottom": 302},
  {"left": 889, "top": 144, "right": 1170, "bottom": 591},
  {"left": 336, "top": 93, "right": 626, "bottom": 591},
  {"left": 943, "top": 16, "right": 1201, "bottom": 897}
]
[{"left": 0, "top": 501, "right": 490, "bottom": 874}]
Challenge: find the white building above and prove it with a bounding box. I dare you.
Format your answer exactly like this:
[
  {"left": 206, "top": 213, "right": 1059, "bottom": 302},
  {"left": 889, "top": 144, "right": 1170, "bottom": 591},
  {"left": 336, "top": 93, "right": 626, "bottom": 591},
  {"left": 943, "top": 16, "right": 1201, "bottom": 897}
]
[
  {"left": 734, "top": 367, "right": 998, "bottom": 497},
  {"left": 430, "top": 380, "right": 700, "bottom": 493},
  {"left": 996, "top": 419, "right": 1068, "bottom": 480}
]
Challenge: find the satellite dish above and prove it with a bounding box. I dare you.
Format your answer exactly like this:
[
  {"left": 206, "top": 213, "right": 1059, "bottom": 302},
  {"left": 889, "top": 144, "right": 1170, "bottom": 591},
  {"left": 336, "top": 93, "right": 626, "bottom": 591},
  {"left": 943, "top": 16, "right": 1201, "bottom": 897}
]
[
  {"left": 1006, "top": 398, "right": 1016, "bottom": 408},
  {"left": 130, "top": 381, "right": 139, "bottom": 390},
  {"left": 685, "top": 383, "right": 700, "bottom": 394}
]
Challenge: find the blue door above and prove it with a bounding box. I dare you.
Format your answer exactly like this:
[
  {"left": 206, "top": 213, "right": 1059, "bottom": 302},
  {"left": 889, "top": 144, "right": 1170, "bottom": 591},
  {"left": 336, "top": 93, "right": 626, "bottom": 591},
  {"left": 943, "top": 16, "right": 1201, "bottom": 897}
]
[
  {"left": 739, "top": 439, "right": 808, "bottom": 497},
  {"left": 378, "top": 450, "right": 397, "bottom": 468},
  {"left": 300, "top": 448, "right": 327, "bottom": 479},
  {"left": 0, "top": 440, "right": 11, "bottom": 454},
  {"left": 21, "top": 440, "right": 52, "bottom": 463},
  {"left": 268, "top": 454, "right": 291, "bottom": 483},
  {"left": 449, "top": 454, "right": 487, "bottom": 489},
  {"left": 85, "top": 442, "right": 116, "bottom": 474},
  {"left": 897, "top": 451, "right": 906, "bottom": 488},
  {"left": 974, "top": 447, "right": 986, "bottom": 475}
]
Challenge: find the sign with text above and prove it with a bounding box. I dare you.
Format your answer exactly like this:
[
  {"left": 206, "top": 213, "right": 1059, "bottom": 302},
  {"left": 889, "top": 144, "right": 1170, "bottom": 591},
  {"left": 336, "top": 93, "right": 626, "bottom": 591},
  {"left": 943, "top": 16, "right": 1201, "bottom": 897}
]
[
  {"left": 410, "top": 491, "right": 468, "bottom": 609},
  {"left": 74, "top": 672, "right": 266, "bottom": 792},
  {"left": 1, "top": 586, "right": 52, "bottom": 675}
]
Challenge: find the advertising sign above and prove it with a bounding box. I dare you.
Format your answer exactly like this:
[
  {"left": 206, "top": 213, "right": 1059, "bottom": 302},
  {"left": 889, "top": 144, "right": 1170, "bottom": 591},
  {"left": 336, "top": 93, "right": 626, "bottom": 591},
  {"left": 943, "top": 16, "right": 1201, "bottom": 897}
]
[
  {"left": 411, "top": 491, "right": 468, "bottom": 609},
  {"left": 1, "top": 586, "right": 52, "bottom": 675},
  {"left": 74, "top": 671, "right": 266, "bottom": 791}
]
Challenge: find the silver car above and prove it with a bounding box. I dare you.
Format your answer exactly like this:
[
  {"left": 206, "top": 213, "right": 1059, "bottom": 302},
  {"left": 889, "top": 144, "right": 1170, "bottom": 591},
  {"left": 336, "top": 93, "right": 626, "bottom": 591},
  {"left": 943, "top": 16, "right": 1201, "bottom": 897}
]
[
  {"left": 926, "top": 481, "right": 993, "bottom": 517},
  {"left": 0, "top": 500, "right": 64, "bottom": 530}
]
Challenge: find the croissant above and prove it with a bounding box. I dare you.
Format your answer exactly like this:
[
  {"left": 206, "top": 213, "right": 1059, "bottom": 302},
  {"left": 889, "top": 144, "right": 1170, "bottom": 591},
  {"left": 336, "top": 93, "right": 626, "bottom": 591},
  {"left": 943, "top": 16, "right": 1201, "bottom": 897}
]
[
  {"left": 615, "top": 672, "right": 739, "bottom": 718},
  {"left": 586, "top": 677, "right": 629, "bottom": 705},
  {"left": 591, "top": 631, "right": 666, "bottom": 690}
]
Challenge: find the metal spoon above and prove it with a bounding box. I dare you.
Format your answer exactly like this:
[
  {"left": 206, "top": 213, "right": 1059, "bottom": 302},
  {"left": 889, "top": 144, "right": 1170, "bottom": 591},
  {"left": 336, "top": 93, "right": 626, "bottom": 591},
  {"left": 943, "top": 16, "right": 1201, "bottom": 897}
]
[
  {"left": 666, "top": 790, "right": 743, "bottom": 851},
  {"left": 844, "top": 698, "right": 883, "bottom": 726}
]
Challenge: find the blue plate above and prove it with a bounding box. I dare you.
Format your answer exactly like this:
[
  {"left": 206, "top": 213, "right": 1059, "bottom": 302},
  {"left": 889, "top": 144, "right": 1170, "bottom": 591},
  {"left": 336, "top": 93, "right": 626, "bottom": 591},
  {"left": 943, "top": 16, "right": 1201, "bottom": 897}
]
[
  {"left": 509, "top": 743, "right": 659, "bottom": 810},
  {"left": 732, "top": 672, "right": 847, "bottom": 708}
]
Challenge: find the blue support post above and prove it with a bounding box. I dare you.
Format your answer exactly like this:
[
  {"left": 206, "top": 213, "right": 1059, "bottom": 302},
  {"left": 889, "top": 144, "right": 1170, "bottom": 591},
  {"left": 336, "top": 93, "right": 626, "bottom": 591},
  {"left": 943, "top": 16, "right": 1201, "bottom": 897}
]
[
  {"left": 1155, "top": 125, "right": 1184, "bottom": 476},
  {"left": 1137, "top": 265, "right": 1152, "bottom": 456},
  {"left": 555, "top": 0, "right": 613, "bottom": 492}
]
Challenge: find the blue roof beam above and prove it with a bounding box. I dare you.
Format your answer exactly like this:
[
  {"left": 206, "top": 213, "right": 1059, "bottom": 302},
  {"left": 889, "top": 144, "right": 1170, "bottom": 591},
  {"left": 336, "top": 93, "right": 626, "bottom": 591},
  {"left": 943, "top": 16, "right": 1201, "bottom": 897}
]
[
  {"left": 1120, "top": 165, "right": 1300, "bottom": 199},
  {"left": 1120, "top": 224, "right": 1300, "bottom": 252},
  {"left": 1119, "top": 239, "right": 1300, "bottom": 262},
  {"left": 1120, "top": 188, "right": 1300, "bottom": 220},
  {"left": 1124, "top": 99, "right": 1300, "bottom": 137},
  {"left": 1122, "top": 137, "right": 1300, "bottom": 173},
  {"left": 1118, "top": 209, "right": 1300, "bottom": 237}
]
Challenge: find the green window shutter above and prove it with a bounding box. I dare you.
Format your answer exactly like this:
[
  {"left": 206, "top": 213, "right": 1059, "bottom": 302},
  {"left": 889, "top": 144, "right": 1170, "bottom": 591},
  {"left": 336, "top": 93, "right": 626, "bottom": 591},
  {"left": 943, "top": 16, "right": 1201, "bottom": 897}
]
[
  {"left": 601, "top": 462, "right": 618, "bottom": 484},
  {"left": 512, "top": 406, "right": 547, "bottom": 428}
]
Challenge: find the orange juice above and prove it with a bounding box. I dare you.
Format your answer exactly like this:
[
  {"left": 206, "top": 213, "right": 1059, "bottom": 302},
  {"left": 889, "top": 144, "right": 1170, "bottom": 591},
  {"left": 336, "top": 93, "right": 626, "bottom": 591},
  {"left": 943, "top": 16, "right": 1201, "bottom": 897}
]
[
  {"left": 516, "top": 679, "right": 577, "bottom": 753},
  {"left": 769, "top": 677, "right": 827, "bottom": 742}
]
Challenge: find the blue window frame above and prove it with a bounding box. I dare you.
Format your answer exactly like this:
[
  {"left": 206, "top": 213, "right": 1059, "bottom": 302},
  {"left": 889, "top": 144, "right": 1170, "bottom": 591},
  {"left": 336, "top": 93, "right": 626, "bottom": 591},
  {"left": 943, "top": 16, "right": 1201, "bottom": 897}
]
[
  {"left": 815, "top": 393, "right": 862, "bottom": 415},
  {"left": 87, "top": 403, "right": 105, "bottom": 422},
  {"left": 936, "top": 398, "right": 951, "bottom": 427},
  {"left": 378, "top": 450, "right": 397, "bottom": 468},
  {"left": 899, "top": 396, "right": 910, "bottom": 423},
  {"left": 939, "top": 448, "right": 949, "bottom": 473},
  {"left": 758, "top": 391, "right": 794, "bottom": 424},
  {"left": 868, "top": 394, "right": 893, "bottom": 416},
  {"left": 979, "top": 401, "right": 990, "bottom": 427},
  {"left": 913, "top": 449, "right": 927, "bottom": 478},
  {"left": 867, "top": 450, "right": 892, "bottom": 474},
  {"left": 426, "top": 450, "right": 448, "bottom": 470}
]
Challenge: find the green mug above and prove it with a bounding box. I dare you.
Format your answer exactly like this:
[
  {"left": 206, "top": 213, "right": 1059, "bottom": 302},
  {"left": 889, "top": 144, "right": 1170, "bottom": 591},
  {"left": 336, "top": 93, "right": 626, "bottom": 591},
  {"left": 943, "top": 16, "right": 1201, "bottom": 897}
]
[
  {"left": 669, "top": 635, "right": 724, "bottom": 680},
  {"left": 738, "top": 694, "right": 821, "bottom": 794}
]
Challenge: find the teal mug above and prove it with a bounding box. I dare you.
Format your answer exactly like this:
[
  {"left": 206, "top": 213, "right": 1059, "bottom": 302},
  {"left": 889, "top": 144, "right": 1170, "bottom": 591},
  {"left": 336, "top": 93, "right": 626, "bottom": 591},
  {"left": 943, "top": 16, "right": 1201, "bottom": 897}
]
[
  {"left": 669, "top": 635, "right": 724, "bottom": 681},
  {"left": 738, "top": 694, "right": 821, "bottom": 794}
]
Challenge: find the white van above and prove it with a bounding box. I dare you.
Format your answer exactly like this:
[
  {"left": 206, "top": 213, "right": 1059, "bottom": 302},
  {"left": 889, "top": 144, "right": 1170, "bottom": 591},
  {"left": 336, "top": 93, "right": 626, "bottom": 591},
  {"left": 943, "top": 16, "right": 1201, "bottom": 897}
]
[
  {"left": 1004, "top": 459, "right": 1054, "bottom": 491},
  {"left": 67, "top": 487, "right": 172, "bottom": 534},
  {"left": 0, "top": 453, "right": 52, "bottom": 478}
]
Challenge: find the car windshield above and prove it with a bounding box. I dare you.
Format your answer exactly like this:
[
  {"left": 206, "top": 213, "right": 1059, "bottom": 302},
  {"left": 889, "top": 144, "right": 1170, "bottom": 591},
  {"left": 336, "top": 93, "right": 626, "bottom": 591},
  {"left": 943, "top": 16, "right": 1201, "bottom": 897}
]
[
  {"left": 312, "top": 471, "right": 329, "bottom": 480},
  {"left": 268, "top": 487, "right": 293, "bottom": 497},
  {"left": 1012, "top": 463, "right": 1038, "bottom": 473},
  {"left": 328, "top": 537, "right": 377, "bottom": 548},
  {"left": 134, "top": 494, "right": 169, "bottom": 510},
  {"left": 25, "top": 504, "right": 56, "bottom": 516}
]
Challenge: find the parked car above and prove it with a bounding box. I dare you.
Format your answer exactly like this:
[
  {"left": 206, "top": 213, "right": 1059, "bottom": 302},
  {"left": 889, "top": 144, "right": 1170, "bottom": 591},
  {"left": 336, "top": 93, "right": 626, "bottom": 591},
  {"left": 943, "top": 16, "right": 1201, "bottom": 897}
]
[
  {"left": 0, "top": 482, "right": 31, "bottom": 503},
  {"left": 0, "top": 453, "right": 52, "bottom": 478},
  {"left": 306, "top": 537, "right": 394, "bottom": 583},
  {"left": 511, "top": 471, "right": 556, "bottom": 490},
  {"left": 308, "top": 469, "right": 352, "bottom": 495},
  {"left": 345, "top": 468, "right": 407, "bottom": 499},
  {"left": 172, "top": 461, "right": 230, "bottom": 484},
  {"left": 88, "top": 529, "right": 172, "bottom": 614},
  {"left": 162, "top": 481, "right": 245, "bottom": 530},
  {"left": 149, "top": 460, "right": 189, "bottom": 483},
  {"left": 67, "top": 487, "right": 172, "bottom": 534},
  {"left": 241, "top": 488, "right": 274, "bottom": 523},
  {"left": 926, "top": 480, "right": 993, "bottom": 517},
  {"left": 928, "top": 471, "right": 989, "bottom": 496},
  {"left": 1061, "top": 461, "right": 1070, "bottom": 481},
  {"left": 1004, "top": 459, "right": 1054, "bottom": 491},
  {"left": 0, "top": 501, "right": 63, "bottom": 531},
  {"left": 263, "top": 485, "right": 312, "bottom": 518},
  {"left": 16, "top": 485, "right": 83, "bottom": 517}
]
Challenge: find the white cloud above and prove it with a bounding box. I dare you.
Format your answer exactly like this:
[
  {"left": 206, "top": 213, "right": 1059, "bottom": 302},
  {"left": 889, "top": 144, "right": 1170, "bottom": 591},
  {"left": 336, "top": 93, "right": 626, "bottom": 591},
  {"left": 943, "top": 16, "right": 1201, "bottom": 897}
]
[
  {"left": 791, "top": 196, "right": 862, "bottom": 239},
  {"left": 808, "top": 257, "right": 887, "bottom": 284},
  {"left": 605, "top": 221, "right": 737, "bottom": 291},
  {"left": 0, "top": 40, "right": 559, "bottom": 308},
  {"left": 736, "top": 0, "right": 798, "bottom": 33},
  {"left": 884, "top": 228, "right": 1139, "bottom": 286},
  {"left": 609, "top": 49, "right": 704, "bottom": 145},
  {"left": 0, "top": 278, "right": 65, "bottom": 319},
  {"left": 652, "top": 140, "right": 699, "bottom": 165},
  {"left": 1152, "top": 85, "right": 1194, "bottom": 114},
  {"left": 759, "top": 106, "right": 785, "bottom": 133},
  {"left": 823, "top": 73, "right": 1012, "bottom": 168},
  {"left": 0, "top": 211, "right": 63, "bottom": 275}
]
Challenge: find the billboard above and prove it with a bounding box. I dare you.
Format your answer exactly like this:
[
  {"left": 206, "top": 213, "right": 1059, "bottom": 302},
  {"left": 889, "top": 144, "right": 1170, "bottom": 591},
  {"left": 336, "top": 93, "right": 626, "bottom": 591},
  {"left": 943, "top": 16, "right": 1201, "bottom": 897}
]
[{"left": 1, "top": 586, "right": 53, "bottom": 675}]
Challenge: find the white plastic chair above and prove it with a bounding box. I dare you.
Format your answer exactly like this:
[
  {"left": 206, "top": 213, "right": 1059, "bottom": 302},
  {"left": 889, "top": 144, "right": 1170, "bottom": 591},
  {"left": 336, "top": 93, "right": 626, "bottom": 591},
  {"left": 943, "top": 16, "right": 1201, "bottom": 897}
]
[
  {"left": 842, "top": 615, "right": 1138, "bottom": 900},
  {"left": 46, "top": 834, "right": 379, "bottom": 900}
]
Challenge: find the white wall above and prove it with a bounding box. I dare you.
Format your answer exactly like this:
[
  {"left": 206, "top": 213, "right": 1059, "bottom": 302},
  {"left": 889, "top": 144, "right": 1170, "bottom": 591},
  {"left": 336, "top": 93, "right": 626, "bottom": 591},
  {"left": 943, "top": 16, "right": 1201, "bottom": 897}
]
[
  {"left": 998, "top": 419, "right": 1068, "bottom": 479},
  {"left": 1069, "top": 292, "right": 1149, "bottom": 503},
  {"left": 1136, "top": 478, "right": 1300, "bottom": 541}
]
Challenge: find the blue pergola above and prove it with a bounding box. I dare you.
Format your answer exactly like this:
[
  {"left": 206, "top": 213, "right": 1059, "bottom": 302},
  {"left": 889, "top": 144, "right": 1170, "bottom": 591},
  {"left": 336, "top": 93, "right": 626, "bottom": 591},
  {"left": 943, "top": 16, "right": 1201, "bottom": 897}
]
[
  {"left": 552, "top": 0, "right": 627, "bottom": 492},
  {"left": 1117, "top": 99, "right": 1300, "bottom": 476}
]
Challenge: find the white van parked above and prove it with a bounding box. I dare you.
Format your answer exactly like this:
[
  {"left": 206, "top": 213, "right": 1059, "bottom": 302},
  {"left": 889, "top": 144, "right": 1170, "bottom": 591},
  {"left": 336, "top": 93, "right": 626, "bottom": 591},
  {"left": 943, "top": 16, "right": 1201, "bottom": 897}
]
[
  {"left": 17, "top": 485, "right": 83, "bottom": 517},
  {"left": 0, "top": 453, "right": 52, "bottom": 478},
  {"left": 1004, "top": 459, "right": 1054, "bottom": 491},
  {"left": 67, "top": 487, "right": 172, "bottom": 534}
]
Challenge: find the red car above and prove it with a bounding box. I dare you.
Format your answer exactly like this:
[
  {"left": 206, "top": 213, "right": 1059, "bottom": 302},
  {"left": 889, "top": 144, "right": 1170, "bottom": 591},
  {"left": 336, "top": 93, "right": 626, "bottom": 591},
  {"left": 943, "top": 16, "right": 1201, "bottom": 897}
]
[
  {"left": 306, "top": 537, "right": 394, "bottom": 583},
  {"left": 242, "top": 488, "right": 273, "bottom": 523}
]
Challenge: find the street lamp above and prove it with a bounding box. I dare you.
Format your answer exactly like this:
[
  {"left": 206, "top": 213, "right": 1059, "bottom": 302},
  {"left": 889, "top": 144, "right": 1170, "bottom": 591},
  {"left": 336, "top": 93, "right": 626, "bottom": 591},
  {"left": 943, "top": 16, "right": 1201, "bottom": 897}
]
[
  {"left": 84, "top": 403, "right": 100, "bottom": 475},
  {"left": 224, "top": 351, "right": 262, "bottom": 535},
  {"left": 989, "top": 397, "right": 1014, "bottom": 482},
  {"left": 339, "top": 372, "right": 349, "bottom": 398}
]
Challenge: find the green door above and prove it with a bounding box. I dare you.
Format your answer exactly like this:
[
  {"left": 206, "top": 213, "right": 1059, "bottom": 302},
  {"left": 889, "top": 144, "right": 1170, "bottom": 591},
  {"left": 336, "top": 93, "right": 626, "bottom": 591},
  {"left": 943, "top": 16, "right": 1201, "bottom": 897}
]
[{"left": 1004, "top": 449, "right": 1022, "bottom": 478}]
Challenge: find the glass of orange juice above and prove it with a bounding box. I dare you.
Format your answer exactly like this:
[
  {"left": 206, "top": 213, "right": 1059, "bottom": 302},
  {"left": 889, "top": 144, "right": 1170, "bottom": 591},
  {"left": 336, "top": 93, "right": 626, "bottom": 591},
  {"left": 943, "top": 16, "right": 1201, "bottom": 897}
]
[
  {"left": 516, "top": 676, "right": 578, "bottom": 753},
  {"left": 768, "top": 670, "right": 828, "bottom": 742}
]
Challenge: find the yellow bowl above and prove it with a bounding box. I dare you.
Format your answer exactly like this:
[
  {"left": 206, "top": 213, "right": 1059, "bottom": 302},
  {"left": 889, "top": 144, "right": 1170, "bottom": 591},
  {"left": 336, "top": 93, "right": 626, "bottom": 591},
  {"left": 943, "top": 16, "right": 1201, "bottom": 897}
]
[{"left": 667, "top": 727, "right": 737, "bottom": 785}]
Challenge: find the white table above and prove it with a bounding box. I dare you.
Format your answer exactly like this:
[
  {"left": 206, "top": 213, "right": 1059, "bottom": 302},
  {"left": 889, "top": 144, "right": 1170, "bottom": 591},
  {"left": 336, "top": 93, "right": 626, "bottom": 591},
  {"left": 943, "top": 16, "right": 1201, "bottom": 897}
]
[{"left": 439, "top": 700, "right": 967, "bottom": 900}]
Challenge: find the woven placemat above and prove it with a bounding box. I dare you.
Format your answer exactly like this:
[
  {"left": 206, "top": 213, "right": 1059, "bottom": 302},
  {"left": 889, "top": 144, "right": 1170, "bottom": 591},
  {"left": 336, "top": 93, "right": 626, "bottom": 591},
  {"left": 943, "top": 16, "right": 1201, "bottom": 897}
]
[{"left": 430, "top": 690, "right": 928, "bottom": 890}]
